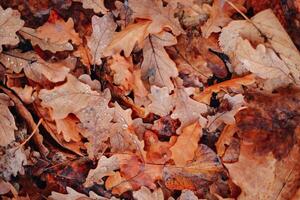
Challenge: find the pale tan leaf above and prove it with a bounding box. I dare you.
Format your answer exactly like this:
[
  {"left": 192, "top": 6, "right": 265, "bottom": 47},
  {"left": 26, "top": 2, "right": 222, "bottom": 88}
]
[
  {"left": 87, "top": 14, "right": 117, "bottom": 65},
  {"left": 39, "top": 74, "right": 98, "bottom": 119},
  {"left": 84, "top": 155, "right": 120, "bottom": 187},
  {"left": 219, "top": 9, "right": 300, "bottom": 89},
  {"left": 108, "top": 55, "right": 134, "bottom": 92},
  {"left": 73, "top": 0, "right": 108, "bottom": 14},
  {"left": 104, "top": 21, "right": 151, "bottom": 57},
  {"left": 0, "top": 6, "right": 24, "bottom": 52},
  {"left": 113, "top": 102, "right": 133, "bottom": 128},
  {"left": 55, "top": 116, "right": 82, "bottom": 142},
  {"left": 207, "top": 94, "right": 245, "bottom": 132},
  {"left": 171, "top": 88, "right": 207, "bottom": 133},
  {"left": 0, "top": 144, "right": 27, "bottom": 180},
  {"left": 129, "top": 0, "right": 184, "bottom": 35},
  {"left": 141, "top": 32, "right": 178, "bottom": 91},
  {"left": 19, "top": 27, "right": 74, "bottom": 53},
  {"left": 49, "top": 186, "right": 115, "bottom": 200},
  {"left": 133, "top": 186, "right": 164, "bottom": 200},
  {"left": 178, "top": 190, "right": 199, "bottom": 200},
  {"left": 0, "top": 94, "right": 17, "bottom": 146},
  {"left": 0, "top": 51, "right": 70, "bottom": 83},
  {"left": 170, "top": 122, "right": 202, "bottom": 167},
  {"left": 148, "top": 86, "right": 173, "bottom": 116},
  {"left": 11, "top": 85, "right": 36, "bottom": 104}
]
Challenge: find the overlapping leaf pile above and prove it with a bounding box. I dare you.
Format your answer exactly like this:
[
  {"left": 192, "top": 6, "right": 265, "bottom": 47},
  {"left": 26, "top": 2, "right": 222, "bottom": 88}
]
[{"left": 0, "top": 0, "right": 300, "bottom": 199}]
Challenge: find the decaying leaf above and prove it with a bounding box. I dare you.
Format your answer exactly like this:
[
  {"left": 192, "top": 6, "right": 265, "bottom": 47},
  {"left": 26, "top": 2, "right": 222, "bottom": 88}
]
[
  {"left": 84, "top": 155, "right": 119, "bottom": 187},
  {"left": 141, "top": 32, "right": 178, "bottom": 91},
  {"left": 133, "top": 186, "right": 164, "bottom": 200},
  {"left": 0, "top": 51, "right": 71, "bottom": 83},
  {"left": 0, "top": 6, "right": 24, "bottom": 53},
  {"left": 148, "top": 86, "right": 173, "bottom": 116},
  {"left": 0, "top": 94, "right": 17, "bottom": 146},
  {"left": 87, "top": 14, "right": 117, "bottom": 65},
  {"left": 104, "top": 21, "right": 151, "bottom": 57},
  {"left": 171, "top": 88, "right": 207, "bottom": 133},
  {"left": 220, "top": 9, "right": 300, "bottom": 90},
  {"left": 73, "top": 0, "right": 108, "bottom": 14},
  {"left": 129, "top": 0, "right": 184, "bottom": 35},
  {"left": 170, "top": 122, "right": 202, "bottom": 166}
]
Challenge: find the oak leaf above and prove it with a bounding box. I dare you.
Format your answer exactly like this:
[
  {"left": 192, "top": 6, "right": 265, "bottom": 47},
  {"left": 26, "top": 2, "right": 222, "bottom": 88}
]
[
  {"left": 148, "top": 86, "right": 173, "bottom": 116},
  {"left": 129, "top": 0, "right": 184, "bottom": 35},
  {"left": 105, "top": 171, "right": 133, "bottom": 195},
  {"left": 84, "top": 155, "right": 120, "bottom": 187},
  {"left": 141, "top": 32, "right": 178, "bottom": 91},
  {"left": 219, "top": 9, "right": 300, "bottom": 89},
  {"left": 163, "top": 144, "right": 224, "bottom": 191},
  {"left": 20, "top": 17, "right": 81, "bottom": 53},
  {"left": 55, "top": 115, "right": 82, "bottom": 142},
  {"left": 0, "top": 94, "right": 17, "bottom": 146},
  {"left": 19, "top": 27, "right": 74, "bottom": 53},
  {"left": 11, "top": 85, "right": 36, "bottom": 104},
  {"left": 201, "top": 0, "right": 245, "bottom": 38},
  {"left": 73, "top": 0, "right": 108, "bottom": 14},
  {"left": 87, "top": 14, "right": 117, "bottom": 65},
  {"left": 178, "top": 190, "right": 199, "bottom": 200},
  {"left": 170, "top": 122, "right": 202, "bottom": 167},
  {"left": 133, "top": 186, "right": 164, "bottom": 200},
  {"left": 0, "top": 51, "right": 71, "bottom": 83},
  {"left": 0, "top": 6, "right": 24, "bottom": 53},
  {"left": 104, "top": 21, "right": 151, "bottom": 57},
  {"left": 108, "top": 55, "right": 134, "bottom": 93},
  {"left": 171, "top": 88, "right": 207, "bottom": 133}
]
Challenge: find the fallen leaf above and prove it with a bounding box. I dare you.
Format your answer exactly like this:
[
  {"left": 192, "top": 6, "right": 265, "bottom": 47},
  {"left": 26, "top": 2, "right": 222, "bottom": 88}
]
[
  {"left": 0, "top": 94, "right": 17, "bottom": 146},
  {"left": 163, "top": 144, "right": 224, "bottom": 191},
  {"left": 129, "top": 0, "right": 184, "bottom": 35},
  {"left": 148, "top": 86, "right": 173, "bottom": 116},
  {"left": 55, "top": 115, "right": 82, "bottom": 142},
  {"left": 0, "top": 51, "right": 71, "bottom": 83},
  {"left": 170, "top": 122, "right": 202, "bottom": 167},
  {"left": 178, "top": 190, "right": 199, "bottom": 200},
  {"left": 171, "top": 88, "right": 207, "bottom": 133},
  {"left": 73, "top": 0, "right": 108, "bottom": 14},
  {"left": 133, "top": 186, "right": 164, "bottom": 200},
  {"left": 11, "top": 85, "right": 36, "bottom": 104},
  {"left": 201, "top": 0, "right": 245, "bottom": 38},
  {"left": 141, "top": 32, "right": 178, "bottom": 91},
  {"left": 84, "top": 155, "right": 120, "bottom": 187},
  {"left": 0, "top": 6, "right": 24, "bottom": 53},
  {"left": 87, "top": 14, "right": 117, "bottom": 65},
  {"left": 104, "top": 21, "right": 151, "bottom": 57}
]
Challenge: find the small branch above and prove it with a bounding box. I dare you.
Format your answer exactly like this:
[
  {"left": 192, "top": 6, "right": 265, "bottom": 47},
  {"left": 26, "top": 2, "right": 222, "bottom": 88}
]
[{"left": 0, "top": 86, "right": 49, "bottom": 156}]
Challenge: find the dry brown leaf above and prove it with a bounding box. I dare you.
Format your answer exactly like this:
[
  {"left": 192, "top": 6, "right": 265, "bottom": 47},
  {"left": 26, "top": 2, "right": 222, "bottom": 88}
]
[
  {"left": 11, "top": 85, "right": 36, "bottom": 104},
  {"left": 84, "top": 155, "right": 120, "bottom": 187},
  {"left": 0, "top": 144, "right": 27, "bottom": 181},
  {"left": 141, "top": 32, "right": 178, "bottom": 91},
  {"left": 163, "top": 144, "right": 224, "bottom": 191},
  {"left": 201, "top": 0, "right": 245, "bottom": 38},
  {"left": 0, "top": 51, "right": 71, "bottom": 83},
  {"left": 148, "top": 86, "right": 173, "bottom": 116},
  {"left": 104, "top": 21, "right": 151, "bottom": 57},
  {"left": 20, "top": 17, "right": 81, "bottom": 53},
  {"left": 129, "top": 0, "right": 184, "bottom": 35},
  {"left": 87, "top": 14, "right": 117, "bottom": 65},
  {"left": 133, "top": 186, "right": 164, "bottom": 200},
  {"left": 0, "top": 94, "right": 17, "bottom": 146},
  {"left": 108, "top": 55, "right": 134, "bottom": 93},
  {"left": 193, "top": 74, "right": 255, "bottom": 104},
  {"left": 133, "top": 69, "right": 150, "bottom": 107},
  {"left": 73, "top": 44, "right": 91, "bottom": 67},
  {"left": 49, "top": 186, "right": 115, "bottom": 200},
  {"left": 170, "top": 122, "right": 202, "bottom": 167},
  {"left": 19, "top": 27, "right": 74, "bottom": 53},
  {"left": 55, "top": 115, "right": 82, "bottom": 142},
  {"left": 178, "top": 190, "right": 199, "bottom": 200},
  {"left": 105, "top": 171, "right": 133, "bottom": 195},
  {"left": 171, "top": 88, "right": 207, "bottom": 133},
  {"left": 73, "top": 0, "right": 108, "bottom": 14},
  {"left": 39, "top": 74, "right": 114, "bottom": 157},
  {"left": 0, "top": 6, "right": 24, "bottom": 53},
  {"left": 206, "top": 94, "right": 245, "bottom": 132},
  {"left": 220, "top": 9, "right": 300, "bottom": 89}
]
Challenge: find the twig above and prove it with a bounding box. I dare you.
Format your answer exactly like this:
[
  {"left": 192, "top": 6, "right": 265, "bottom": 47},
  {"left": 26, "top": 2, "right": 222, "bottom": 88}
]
[{"left": 0, "top": 86, "right": 49, "bottom": 156}]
